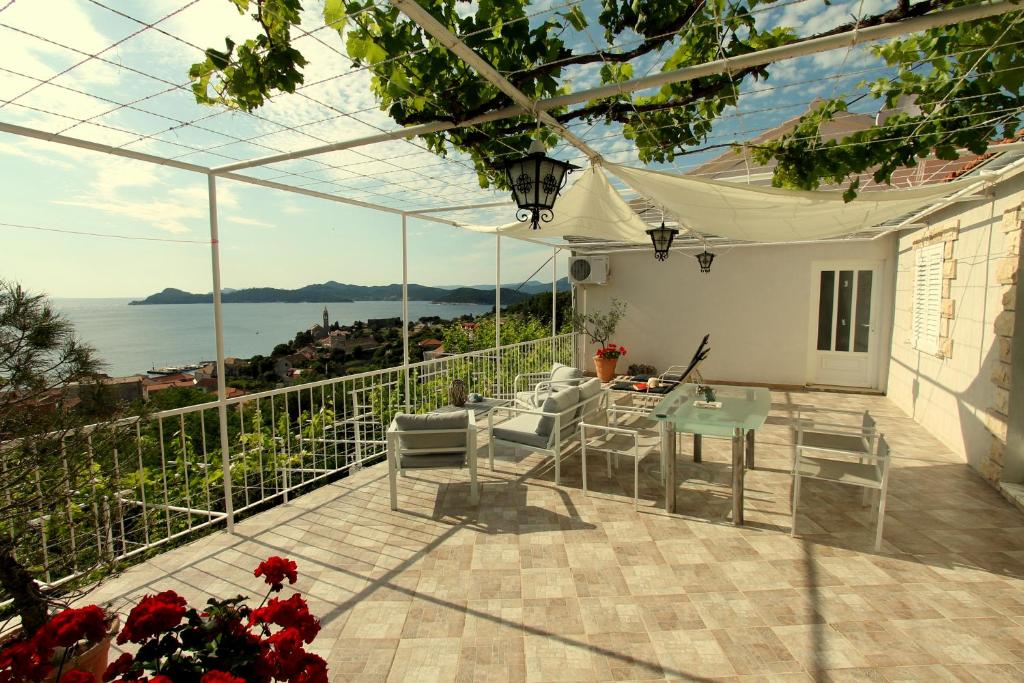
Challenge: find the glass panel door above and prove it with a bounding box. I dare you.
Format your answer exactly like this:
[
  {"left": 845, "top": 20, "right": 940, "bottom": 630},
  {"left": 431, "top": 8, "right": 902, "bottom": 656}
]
[
  {"left": 834, "top": 270, "right": 855, "bottom": 352},
  {"left": 854, "top": 270, "right": 873, "bottom": 352}
]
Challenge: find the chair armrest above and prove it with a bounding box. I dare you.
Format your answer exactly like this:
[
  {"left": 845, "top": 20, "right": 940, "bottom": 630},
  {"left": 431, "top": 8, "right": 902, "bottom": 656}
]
[
  {"left": 513, "top": 372, "right": 551, "bottom": 392},
  {"left": 798, "top": 420, "right": 875, "bottom": 435}
]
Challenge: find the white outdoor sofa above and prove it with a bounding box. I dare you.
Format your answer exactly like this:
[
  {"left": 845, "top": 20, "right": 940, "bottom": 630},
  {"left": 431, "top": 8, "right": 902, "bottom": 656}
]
[
  {"left": 488, "top": 377, "right": 606, "bottom": 485},
  {"left": 387, "top": 410, "right": 478, "bottom": 510}
]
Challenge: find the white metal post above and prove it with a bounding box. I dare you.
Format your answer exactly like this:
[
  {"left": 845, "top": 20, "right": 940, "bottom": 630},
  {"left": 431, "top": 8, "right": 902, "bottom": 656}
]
[
  {"left": 207, "top": 174, "right": 234, "bottom": 533},
  {"left": 402, "top": 214, "right": 411, "bottom": 413},
  {"left": 551, "top": 247, "right": 558, "bottom": 362},
  {"left": 495, "top": 232, "right": 502, "bottom": 396}
]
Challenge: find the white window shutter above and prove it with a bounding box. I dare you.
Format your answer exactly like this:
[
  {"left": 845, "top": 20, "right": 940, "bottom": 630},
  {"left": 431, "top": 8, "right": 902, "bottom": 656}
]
[{"left": 912, "top": 243, "right": 943, "bottom": 355}]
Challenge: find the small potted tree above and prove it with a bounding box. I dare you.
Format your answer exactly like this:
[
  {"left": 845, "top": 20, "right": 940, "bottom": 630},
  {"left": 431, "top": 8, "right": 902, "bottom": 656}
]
[
  {"left": 571, "top": 298, "right": 628, "bottom": 381},
  {"left": 0, "top": 283, "right": 127, "bottom": 680}
]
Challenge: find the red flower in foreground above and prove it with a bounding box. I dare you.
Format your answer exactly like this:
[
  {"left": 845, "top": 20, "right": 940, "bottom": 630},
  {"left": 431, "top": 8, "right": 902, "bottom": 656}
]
[
  {"left": 0, "top": 638, "right": 52, "bottom": 682},
  {"left": 250, "top": 594, "right": 320, "bottom": 643},
  {"left": 118, "top": 590, "right": 188, "bottom": 644},
  {"left": 200, "top": 671, "right": 247, "bottom": 683},
  {"left": 59, "top": 670, "right": 96, "bottom": 683},
  {"left": 150, "top": 676, "right": 174, "bottom": 683},
  {"left": 103, "top": 652, "right": 135, "bottom": 681},
  {"left": 254, "top": 556, "right": 298, "bottom": 591},
  {"left": 36, "top": 605, "right": 108, "bottom": 651}
]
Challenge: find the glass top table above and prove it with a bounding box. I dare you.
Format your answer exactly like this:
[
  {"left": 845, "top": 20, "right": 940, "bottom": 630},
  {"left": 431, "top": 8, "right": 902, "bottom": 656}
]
[{"left": 650, "top": 383, "right": 772, "bottom": 523}]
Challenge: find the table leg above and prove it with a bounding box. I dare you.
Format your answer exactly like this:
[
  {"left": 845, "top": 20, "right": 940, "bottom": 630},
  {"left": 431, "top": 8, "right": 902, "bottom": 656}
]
[
  {"left": 662, "top": 423, "right": 676, "bottom": 514},
  {"left": 693, "top": 433, "right": 702, "bottom": 463},
  {"left": 745, "top": 429, "right": 755, "bottom": 469},
  {"left": 732, "top": 427, "right": 744, "bottom": 526}
]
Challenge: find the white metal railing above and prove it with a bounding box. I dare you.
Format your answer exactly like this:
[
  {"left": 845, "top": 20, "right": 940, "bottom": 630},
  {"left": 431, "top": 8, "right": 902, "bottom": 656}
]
[{"left": 4, "top": 333, "right": 576, "bottom": 592}]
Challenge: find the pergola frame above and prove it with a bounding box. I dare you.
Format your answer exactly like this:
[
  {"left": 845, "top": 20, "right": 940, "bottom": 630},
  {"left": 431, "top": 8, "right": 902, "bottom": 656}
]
[{"left": 4, "top": 0, "right": 1024, "bottom": 532}]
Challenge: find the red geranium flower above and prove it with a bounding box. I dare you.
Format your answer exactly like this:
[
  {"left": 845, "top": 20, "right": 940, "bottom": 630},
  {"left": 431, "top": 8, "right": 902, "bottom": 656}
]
[
  {"left": 36, "top": 605, "right": 108, "bottom": 651},
  {"left": 59, "top": 670, "right": 95, "bottom": 683},
  {"left": 150, "top": 676, "right": 174, "bottom": 683},
  {"left": 250, "top": 594, "right": 320, "bottom": 643},
  {"left": 118, "top": 590, "right": 188, "bottom": 644},
  {"left": 0, "top": 638, "right": 52, "bottom": 682},
  {"left": 200, "top": 671, "right": 247, "bottom": 683},
  {"left": 103, "top": 652, "right": 135, "bottom": 681},
  {"left": 254, "top": 556, "right": 298, "bottom": 591}
]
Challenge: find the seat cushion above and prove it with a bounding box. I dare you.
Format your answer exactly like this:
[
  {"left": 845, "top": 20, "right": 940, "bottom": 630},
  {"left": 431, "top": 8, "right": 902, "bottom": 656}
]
[
  {"left": 515, "top": 391, "right": 542, "bottom": 408},
  {"left": 537, "top": 386, "right": 580, "bottom": 437},
  {"left": 573, "top": 378, "right": 603, "bottom": 420},
  {"left": 394, "top": 411, "right": 469, "bottom": 451},
  {"left": 401, "top": 453, "right": 466, "bottom": 469},
  {"left": 550, "top": 362, "right": 583, "bottom": 386},
  {"left": 491, "top": 414, "right": 550, "bottom": 448},
  {"left": 800, "top": 431, "right": 868, "bottom": 455}
]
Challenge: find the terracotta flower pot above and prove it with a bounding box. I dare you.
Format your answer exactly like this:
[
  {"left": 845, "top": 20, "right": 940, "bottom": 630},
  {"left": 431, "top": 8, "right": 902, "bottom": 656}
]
[
  {"left": 45, "top": 616, "right": 119, "bottom": 683},
  {"left": 593, "top": 355, "right": 618, "bottom": 382}
]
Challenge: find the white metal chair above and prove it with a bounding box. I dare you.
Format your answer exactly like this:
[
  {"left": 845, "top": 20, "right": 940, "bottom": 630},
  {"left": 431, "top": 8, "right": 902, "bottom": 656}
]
[
  {"left": 579, "top": 422, "right": 646, "bottom": 510},
  {"left": 795, "top": 409, "right": 877, "bottom": 504},
  {"left": 792, "top": 434, "right": 892, "bottom": 550},
  {"left": 387, "top": 410, "right": 478, "bottom": 510}
]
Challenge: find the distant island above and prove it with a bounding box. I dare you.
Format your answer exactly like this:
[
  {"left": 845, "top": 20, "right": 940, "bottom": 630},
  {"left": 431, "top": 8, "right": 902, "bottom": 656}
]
[{"left": 129, "top": 279, "right": 570, "bottom": 306}]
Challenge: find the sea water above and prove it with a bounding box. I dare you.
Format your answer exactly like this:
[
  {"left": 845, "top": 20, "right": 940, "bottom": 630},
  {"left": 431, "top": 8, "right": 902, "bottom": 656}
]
[{"left": 53, "top": 299, "right": 492, "bottom": 377}]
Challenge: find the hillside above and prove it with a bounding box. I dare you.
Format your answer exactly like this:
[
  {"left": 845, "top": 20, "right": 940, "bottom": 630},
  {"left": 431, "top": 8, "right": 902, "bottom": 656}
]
[{"left": 129, "top": 282, "right": 535, "bottom": 306}]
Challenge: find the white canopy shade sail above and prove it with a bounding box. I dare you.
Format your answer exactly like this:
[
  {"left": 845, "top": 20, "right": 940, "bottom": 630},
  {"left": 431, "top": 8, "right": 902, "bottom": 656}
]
[
  {"left": 606, "top": 162, "right": 977, "bottom": 243},
  {"left": 466, "top": 163, "right": 977, "bottom": 245},
  {"left": 465, "top": 165, "right": 651, "bottom": 240}
]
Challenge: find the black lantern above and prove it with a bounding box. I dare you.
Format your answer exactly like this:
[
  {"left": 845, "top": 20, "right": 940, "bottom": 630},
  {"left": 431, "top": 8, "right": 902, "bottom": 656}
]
[
  {"left": 503, "top": 138, "right": 580, "bottom": 230},
  {"left": 646, "top": 221, "right": 679, "bottom": 261},
  {"left": 695, "top": 249, "right": 715, "bottom": 273}
]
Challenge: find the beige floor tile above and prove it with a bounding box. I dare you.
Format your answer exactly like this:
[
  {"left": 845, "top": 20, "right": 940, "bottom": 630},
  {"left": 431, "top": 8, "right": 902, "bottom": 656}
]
[
  {"left": 400, "top": 598, "right": 468, "bottom": 639},
  {"left": 588, "top": 631, "right": 665, "bottom": 680},
  {"left": 571, "top": 565, "right": 631, "bottom": 598},
  {"left": 523, "top": 633, "right": 612, "bottom": 681},
  {"left": 327, "top": 637, "right": 398, "bottom": 683},
  {"left": 340, "top": 601, "right": 411, "bottom": 640},
  {"left": 462, "top": 599, "right": 525, "bottom": 640},
  {"left": 772, "top": 623, "right": 870, "bottom": 670},
  {"left": 712, "top": 626, "right": 805, "bottom": 675},
  {"left": 830, "top": 621, "right": 936, "bottom": 667},
  {"left": 690, "top": 591, "right": 768, "bottom": 629},
  {"left": 522, "top": 568, "right": 579, "bottom": 600},
  {"left": 386, "top": 637, "right": 462, "bottom": 682},
  {"left": 649, "top": 629, "right": 737, "bottom": 679},
  {"left": 522, "top": 597, "right": 586, "bottom": 637},
  {"left": 456, "top": 637, "right": 527, "bottom": 682}
]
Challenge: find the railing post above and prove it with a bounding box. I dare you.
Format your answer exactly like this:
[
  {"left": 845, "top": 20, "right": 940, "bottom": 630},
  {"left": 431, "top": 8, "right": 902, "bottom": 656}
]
[
  {"left": 207, "top": 174, "right": 234, "bottom": 533},
  {"left": 401, "top": 214, "right": 411, "bottom": 413},
  {"left": 495, "top": 232, "right": 502, "bottom": 396},
  {"left": 551, "top": 246, "right": 558, "bottom": 364}
]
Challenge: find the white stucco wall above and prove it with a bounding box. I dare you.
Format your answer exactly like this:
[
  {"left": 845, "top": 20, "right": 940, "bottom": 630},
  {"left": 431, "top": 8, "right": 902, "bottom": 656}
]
[
  {"left": 581, "top": 237, "right": 896, "bottom": 388},
  {"left": 887, "top": 173, "right": 1024, "bottom": 467}
]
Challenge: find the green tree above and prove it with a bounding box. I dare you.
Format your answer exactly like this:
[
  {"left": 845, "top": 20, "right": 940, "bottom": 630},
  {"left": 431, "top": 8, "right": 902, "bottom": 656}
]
[
  {"left": 189, "top": 0, "right": 1023, "bottom": 199},
  {"left": 0, "top": 283, "right": 130, "bottom": 633}
]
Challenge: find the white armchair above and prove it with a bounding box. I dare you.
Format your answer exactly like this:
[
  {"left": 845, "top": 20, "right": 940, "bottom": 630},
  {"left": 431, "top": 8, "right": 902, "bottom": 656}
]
[
  {"left": 387, "top": 410, "right": 478, "bottom": 510},
  {"left": 489, "top": 378, "right": 606, "bottom": 485},
  {"left": 513, "top": 362, "right": 584, "bottom": 408}
]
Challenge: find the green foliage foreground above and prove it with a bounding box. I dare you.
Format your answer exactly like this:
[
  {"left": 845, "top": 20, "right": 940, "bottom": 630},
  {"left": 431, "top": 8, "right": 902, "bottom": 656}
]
[{"left": 190, "top": 0, "right": 1023, "bottom": 199}]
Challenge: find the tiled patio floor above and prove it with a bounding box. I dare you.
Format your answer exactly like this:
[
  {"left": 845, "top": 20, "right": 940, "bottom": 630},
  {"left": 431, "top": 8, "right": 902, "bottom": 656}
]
[{"left": 88, "top": 391, "right": 1024, "bottom": 681}]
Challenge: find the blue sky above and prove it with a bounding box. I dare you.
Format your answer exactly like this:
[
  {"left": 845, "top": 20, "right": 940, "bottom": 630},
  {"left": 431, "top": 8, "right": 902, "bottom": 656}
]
[{"left": 0, "top": 0, "right": 896, "bottom": 298}]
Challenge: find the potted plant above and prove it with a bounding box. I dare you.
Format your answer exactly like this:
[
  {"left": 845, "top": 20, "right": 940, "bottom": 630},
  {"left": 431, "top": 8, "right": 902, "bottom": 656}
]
[
  {"left": 0, "top": 604, "right": 119, "bottom": 682},
  {"left": 594, "top": 344, "right": 628, "bottom": 381},
  {"left": 97, "top": 555, "right": 328, "bottom": 683},
  {"left": 0, "top": 283, "right": 131, "bottom": 681},
  {"left": 571, "top": 298, "right": 628, "bottom": 381}
]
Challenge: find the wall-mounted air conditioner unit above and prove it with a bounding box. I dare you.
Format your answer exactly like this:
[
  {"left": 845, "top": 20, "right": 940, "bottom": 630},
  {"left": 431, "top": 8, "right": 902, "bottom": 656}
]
[{"left": 568, "top": 256, "right": 609, "bottom": 285}]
